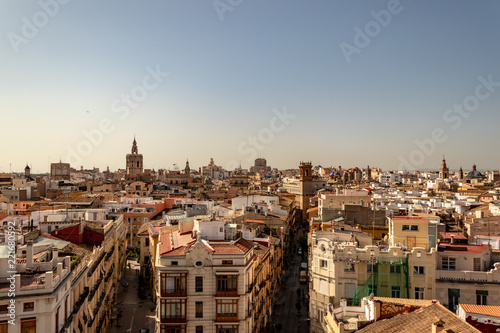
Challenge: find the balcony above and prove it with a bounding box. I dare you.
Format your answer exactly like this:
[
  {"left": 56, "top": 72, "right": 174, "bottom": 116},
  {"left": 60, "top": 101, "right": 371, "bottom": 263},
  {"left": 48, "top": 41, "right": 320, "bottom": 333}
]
[
  {"left": 160, "top": 315, "right": 187, "bottom": 324},
  {"left": 216, "top": 314, "right": 238, "bottom": 322},
  {"left": 216, "top": 290, "right": 238, "bottom": 297},
  {"left": 73, "top": 287, "right": 89, "bottom": 314},
  {"left": 160, "top": 288, "right": 187, "bottom": 297}
]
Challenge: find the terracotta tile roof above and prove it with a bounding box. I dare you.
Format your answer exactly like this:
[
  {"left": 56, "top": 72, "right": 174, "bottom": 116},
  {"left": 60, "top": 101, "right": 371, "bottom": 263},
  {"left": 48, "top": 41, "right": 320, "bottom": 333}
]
[
  {"left": 234, "top": 238, "right": 255, "bottom": 253},
  {"left": 391, "top": 217, "right": 428, "bottom": 221},
  {"left": 439, "top": 232, "right": 467, "bottom": 240},
  {"left": 373, "top": 297, "right": 437, "bottom": 307},
  {"left": 160, "top": 237, "right": 254, "bottom": 256},
  {"left": 253, "top": 242, "right": 270, "bottom": 259},
  {"left": 159, "top": 230, "right": 195, "bottom": 255},
  {"left": 438, "top": 244, "right": 489, "bottom": 253},
  {"left": 459, "top": 304, "right": 500, "bottom": 318},
  {"left": 245, "top": 219, "right": 266, "bottom": 224},
  {"left": 209, "top": 244, "right": 246, "bottom": 255},
  {"left": 357, "top": 303, "right": 480, "bottom": 333}
]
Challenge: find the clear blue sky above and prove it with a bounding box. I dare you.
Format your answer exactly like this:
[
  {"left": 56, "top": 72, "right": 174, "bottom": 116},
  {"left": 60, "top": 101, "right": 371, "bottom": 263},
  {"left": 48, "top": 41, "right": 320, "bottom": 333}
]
[{"left": 1, "top": 1, "right": 499, "bottom": 173}]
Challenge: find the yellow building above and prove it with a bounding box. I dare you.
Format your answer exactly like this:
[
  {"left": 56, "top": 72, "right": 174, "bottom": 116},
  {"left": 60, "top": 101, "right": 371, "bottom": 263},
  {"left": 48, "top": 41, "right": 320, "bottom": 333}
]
[{"left": 388, "top": 217, "right": 436, "bottom": 250}]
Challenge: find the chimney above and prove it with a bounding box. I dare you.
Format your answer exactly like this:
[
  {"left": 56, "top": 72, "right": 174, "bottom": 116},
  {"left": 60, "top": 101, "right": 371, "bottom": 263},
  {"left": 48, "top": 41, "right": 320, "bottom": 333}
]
[
  {"left": 26, "top": 240, "right": 34, "bottom": 270},
  {"left": 450, "top": 235, "right": 455, "bottom": 244},
  {"left": 476, "top": 210, "right": 484, "bottom": 219},
  {"left": 432, "top": 319, "right": 445, "bottom": 333}
]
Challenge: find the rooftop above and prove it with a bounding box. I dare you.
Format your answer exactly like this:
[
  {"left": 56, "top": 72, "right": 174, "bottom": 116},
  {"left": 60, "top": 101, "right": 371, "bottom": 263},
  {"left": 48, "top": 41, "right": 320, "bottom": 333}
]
[
  {"left": 438, "top": 244, "right": 489, "bottom": 253},
  {"left": 459, "top": 303, "right": 500, "bottom": 318},
  {"left": 357, "top": 303, "right": 480, "bottom": 333}
]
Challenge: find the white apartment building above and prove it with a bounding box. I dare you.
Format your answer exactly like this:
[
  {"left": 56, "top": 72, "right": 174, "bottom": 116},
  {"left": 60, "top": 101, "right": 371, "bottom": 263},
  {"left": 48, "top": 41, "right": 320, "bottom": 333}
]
[{"left": 0, "top": 243, "right": 72, "bottom": 333}]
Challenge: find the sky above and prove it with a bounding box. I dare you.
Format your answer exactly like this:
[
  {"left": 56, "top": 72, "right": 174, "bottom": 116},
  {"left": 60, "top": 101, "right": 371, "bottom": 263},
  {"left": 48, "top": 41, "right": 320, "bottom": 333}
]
[{"left": 1, "top": 1, "right": 500, "bottom": 173}]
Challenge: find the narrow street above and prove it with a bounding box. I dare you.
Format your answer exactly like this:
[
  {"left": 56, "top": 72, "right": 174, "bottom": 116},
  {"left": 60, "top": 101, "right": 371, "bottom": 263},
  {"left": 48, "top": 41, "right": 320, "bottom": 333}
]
[
  {"left": 107, "top": 259, "right": 156, "bottom": 333},
  {"left": 271, "top": 225, "right": 309, "bottom": 333}
]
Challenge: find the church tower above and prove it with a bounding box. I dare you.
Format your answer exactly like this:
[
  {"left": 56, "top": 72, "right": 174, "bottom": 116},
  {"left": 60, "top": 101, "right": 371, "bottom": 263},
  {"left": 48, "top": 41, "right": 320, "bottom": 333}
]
[
  {"left": 458, "top": 167, "right": 463, "bottom": 180},
  {"left": 24, "top": 164, "right": 31, "bottom": 179},
  {"left": 298, "top": 161, "right": 313, "bottom": 222},
  {"left": 126, "top": 137, "right": 143, "bottom": 180},
  {"left": 185, "top": 160, "right": 191, "bottom": 175},
  {"left": 439, "top": 157, "right": 449, "bottom": 179}
]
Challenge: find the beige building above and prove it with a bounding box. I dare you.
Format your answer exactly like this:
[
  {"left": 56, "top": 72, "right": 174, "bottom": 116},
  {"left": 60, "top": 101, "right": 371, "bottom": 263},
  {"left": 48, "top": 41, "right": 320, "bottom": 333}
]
[
  {"left": 51, "top": 162, "right": 71, "bottom": 181},
  {"left": 464, "top": 214, "right": 500, "bottom": 243},
  {"left": 156, "top": 237, "right": 255, "bottom": 333},
  {"left": 309, "top": 230, "right": 437, "bottom": 333},
  {"left": 435, "top": 243, "right": 500, "bottom": 311}
]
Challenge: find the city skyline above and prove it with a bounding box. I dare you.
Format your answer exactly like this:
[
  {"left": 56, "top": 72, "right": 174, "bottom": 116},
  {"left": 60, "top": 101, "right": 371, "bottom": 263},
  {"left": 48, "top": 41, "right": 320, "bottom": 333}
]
[{"left": 2, "top": 1, "right": 500, "bottom": 172}]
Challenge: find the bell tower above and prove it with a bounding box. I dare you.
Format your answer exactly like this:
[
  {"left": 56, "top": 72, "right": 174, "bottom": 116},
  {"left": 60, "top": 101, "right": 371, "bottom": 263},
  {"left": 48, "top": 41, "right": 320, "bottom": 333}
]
[
  {"left": 298, "top": 161, "right": 314, "bottom": 222},
  {"left": 439, "top": 157, "right": 449, "bottom": 179},
  {"left": 126, "top": 137, "right": 143, "bottom": 180}
]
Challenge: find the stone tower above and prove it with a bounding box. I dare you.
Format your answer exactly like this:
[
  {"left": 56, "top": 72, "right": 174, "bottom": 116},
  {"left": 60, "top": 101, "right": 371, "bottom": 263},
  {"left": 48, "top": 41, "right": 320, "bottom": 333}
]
[
  {"left": 298, "top": 161, "right": 313, "bottom": 221},
  {"left": 24, "top": 164, "right": 31, "bottom": 179},
  {"left": 439, "top": 158, "right": 449, "bottom": 179},
  {"left": 126, "top": 137, "right": 143, "bottom": 180},
  {"left": 185, "top": 160, "right": 191, "bottom": 175}
]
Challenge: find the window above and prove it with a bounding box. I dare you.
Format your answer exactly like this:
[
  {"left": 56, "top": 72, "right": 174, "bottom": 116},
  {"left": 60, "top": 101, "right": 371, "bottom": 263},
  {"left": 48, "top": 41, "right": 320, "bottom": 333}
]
[
  {"left": 442, "top": 257, "right": 456, "bottom": 271},
  {"left": 414, "top": 287, "right": 424, "bottom": 299},
  {"left": 160, "top": 299, "right": 186, "bottom": 322},
  {"left": 160, "top": 273, "right": 187, "bottom": 296},
  {"left": 171, "top": 261, "right": 178, "bottom": 266},
  {"left": 413, "top": 266, "right": 424, "bottom": 275},
  {"left": 216, "top": 325, "right": 238, "bottom": 333},
  {"left": 0, "top": 322, "right": 7, "bottom": 333},
  {"left": 195, "top": 326, "right": 203, "bottom": 333},
  {"left": 391, "top": 286, "right": 401, "bottom": 298},
  {"left": 402, "top": 225, "right": 409, "bottom": 231},
  {"left": 410, "top": 225, "right": 419, "bottom": 231},
  {"left": 195, "top": 276, "right": 203, "bottom": 292},
  {"left": 473, "top": 258, "right": 481, "bottom": 271},
  {"left": 145, "top": 238, "right": 149, "bottom": 246},
  {"left": 21, "top": 319, "right": 36, "bottom": 333},
  {"left": 0, "top": 304, "right": 7, "bottom": 314},
  {"left": 344, "top": 263, "right": 355, "bottom": 272},
  {"left": 320, "top": 260, "right": 328, "bottom": 268},
  {"left": 222, "top": 260, "right": 233, "bottom": 265},
  {"left": 476, "top": 290, "right": 488, "bottom": 305},
  {"left": 216, "top": 299, "right": 238, "bottom": 321},
  {"left": 367, "top": 264, "right": 373, "bottom": 273},
  {"left": 23, "top": 302, "right": 34, "bottom": 312},
  {"left": 448, "top": 289, "right": 460, "bottom": 311},
  {"left": 390, "top": 265, "right": 401, "bottom": 274},
  {"left": 195, "top": 302, "right": 203, "bottom": 318},
  {"left": 216, "top": 275, "right": 238, "bottom": 296}
]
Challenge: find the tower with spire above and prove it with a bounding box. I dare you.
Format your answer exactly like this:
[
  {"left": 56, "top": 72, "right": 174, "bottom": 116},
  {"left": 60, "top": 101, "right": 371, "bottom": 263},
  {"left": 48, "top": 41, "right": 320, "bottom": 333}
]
[
  {"left": 126, "top": 136, "right": 143, "bottom": 180},
  {"left": 439, "top": 157, "right": 449, "bottom": 180},
  {"left": 184, "top": 159, "right": 190, "bottom": 175}
]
